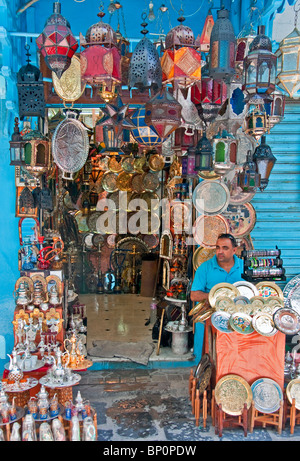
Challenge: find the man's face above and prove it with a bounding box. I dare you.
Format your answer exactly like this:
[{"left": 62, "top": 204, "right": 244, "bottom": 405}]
[{"left": 216, "top": 237, "right": 236, "bottom": 264}]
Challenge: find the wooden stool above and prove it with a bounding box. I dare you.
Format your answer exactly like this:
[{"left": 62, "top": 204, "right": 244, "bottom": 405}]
[
  {"left": 194, "top": 389, "right": 208, "bottom": 428},
  {"left": 214, "top": 400, "right": 249, "bottom": 438},
  {"left": 284, "top": 397, "right": 300, "bottom": 435},
  {"left": 249, "top": 400, "right": 284, "bottom": 434}
]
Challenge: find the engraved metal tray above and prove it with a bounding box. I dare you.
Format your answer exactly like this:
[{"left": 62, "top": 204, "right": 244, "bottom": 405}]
[
  {"left": 286, "top": 379, "right": 300, "bottom": 410},
  {"left": 192, "top": 180, "right": 230, "bottom": 216},
  {"left": 233, "top": 281, "right": 259, "bottom": 299},
  {"left": 273, "top": 307, "right": 300, "bottom": 335},
  {"left": 252, "top": 312, "right": 277, "bottom": 337},
  {"left": 215, "top": 374, "right": 253, "bottom": 416},
  {"left": 251, "top": 378, "right": 283, "bottom": 414}
]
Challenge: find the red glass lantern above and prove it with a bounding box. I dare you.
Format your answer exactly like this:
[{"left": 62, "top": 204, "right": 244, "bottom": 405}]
[
  {"left": 36, "top": 1, "right": 78, "bottom": 79},
  {"left": 80, "top": 8, "right": 121, "bottom": 102}
]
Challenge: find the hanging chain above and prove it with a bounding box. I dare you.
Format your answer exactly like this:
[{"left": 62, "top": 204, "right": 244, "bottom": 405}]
[{"left": 294, "top": 0, "right": 300, "bottom": 27}]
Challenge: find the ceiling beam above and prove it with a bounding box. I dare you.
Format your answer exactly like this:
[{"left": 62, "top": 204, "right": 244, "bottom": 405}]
[{"left": 17, "top": 0, "right": 39, "bottom": 15}]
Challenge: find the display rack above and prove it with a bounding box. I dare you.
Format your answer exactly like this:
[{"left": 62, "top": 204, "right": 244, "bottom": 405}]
[{"left": 241, "top": 246, "right": 286, "bottom": 282}]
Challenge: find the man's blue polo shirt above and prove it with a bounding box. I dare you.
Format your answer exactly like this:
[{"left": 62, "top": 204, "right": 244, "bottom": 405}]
[{"left": 191, "top": 255, "right": 244, "bottom": 293}]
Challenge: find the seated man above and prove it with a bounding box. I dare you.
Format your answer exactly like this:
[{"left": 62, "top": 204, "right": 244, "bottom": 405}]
[{"left": 190, "top": 233, "right": 243, "bottom": 304}]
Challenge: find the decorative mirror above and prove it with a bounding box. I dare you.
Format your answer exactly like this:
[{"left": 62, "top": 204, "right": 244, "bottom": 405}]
[
  {"left": 19, "top": 217, "right": 40, "bottom": 245},
  {"left": 162, "top": 259, "right": 170, "bottom": 290},
  {"left": 159, "top": 230, "right": 173, "bottom": 259}
]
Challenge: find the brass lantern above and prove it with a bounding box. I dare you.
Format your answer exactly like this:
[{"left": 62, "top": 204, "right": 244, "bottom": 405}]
[
  {"left": 144, "top": 87, "right": 182, "bottom": 139},
  {"left": 243, "top": 94, "right": 268, "bottom": 141},
  {"left": 22, "top": 128, "right": 50, "bottom": 178},
  {"left": 161, "top": 16, "right": 202, "bottom": 90},
  {"left": 209, "top": 7, "right": 236, "bottom": 83},
  {"left": 80, "top": 8, "right": 122, "bottom": 102},
  {"left": 36, "top": 1, "right": 78, "bottom": 78},
  {"left": 275, "top": 27, "right": 300, "bottom": 98},
  {"left": 237, "top": 150, "right": 261, "bottom": 192},
  {"left": 10, "top": 118, "right": 25, "bottom": 166},
  {"left": 243, "top": 25, "right": 277, "bottom": 99},
  {"left": 253, "top": 135, "right": 276, "bottom": 191},
  {"left": 265, "top": 90, "right": 286, "bottom": 130}
]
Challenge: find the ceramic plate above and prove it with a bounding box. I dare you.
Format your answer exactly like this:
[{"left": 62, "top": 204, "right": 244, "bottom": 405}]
[
  {"left": 273, "top": 308, "right": 300, "bottom": 335},
  {"left": 256, "top": 282, "right": 284, "bottom": 300},
  {"left": 286, "top": 379, "right": 300, "bottom": 410},
  {"left": 252, "top": 312, "right": 277, "bottom": 337},
  {"left": 193, "top": 214, "right": 230, "bottom": 248},
  {"left": 211, "top": 311, "right": 233, "bottom": 333},
  {"left": 251, "top": 378, "right": 283, "bottom": 414},
  {"left": 192, "top": 180, "right": 230, "bottom": 216},
  {"left": 215, "top": 374, "right": 253, "bottom": 416},
  {"left": 209, "top": 283, "right": 240, "bottom": 308},
  {"left": 223, "top": 202, "right": 256, "bottom": 239},
  {"left": 234, "top": 281, "right": 259, "bottom": 299},
  {"left": 229, "top": 312, "right": 254, "bottom": 335}
]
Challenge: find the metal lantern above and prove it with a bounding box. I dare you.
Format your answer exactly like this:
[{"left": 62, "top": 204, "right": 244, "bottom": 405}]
[
  {"left": 235, "top": 31, "right": 255, "bottom": 77},
  {"left": 252, "top": 135, "right": 276, "bottom": 191},
  {"left": 22, "top": 128, "right": 50, "bottom": 178},
  {"left": 237, "top": 150, "right": 261, "bottom": 192},
  {"left": 36, "top": 1, "right": 78, "bottom": 78},
  {"left": 212, "top": 129, "right": 236, "bottom": 175},
  {"left": 199, "top": 9, "right": 214, "bottom": 52},
  {"left": 243, "top": 94, "right": 269, "bottom": 141},
  {"left": 275, "top": 27, "right": 300, "bottom": 98},
  {"left": 80, "top": 9, "right": 122, "bottom": 102},
  {"left": 161, "top": 18, "right": 202, "bottom": 90},
  {"left": 265, "top": 90, "right": 286, "bottom": 130},
  {"left": 128, "top": 14, "right": 162, "bottom": 93},
  {"left": 130, "top": 107, "right": 165, "bottom": 147},
  {"left": 209, "top": 8, "right": 236, "bottom": 83},
  {"left": 194, "top": 130, "right": 213, "bottom": 171},
  {"left": 10, "top": 118, "right": 25, "bottom": 166},
  {"left": 193, "top": 59, "right": 227, "bottom": 126},
  {"left": 144, "top": 87, "right": 182, "bottom": 139},
  {"left": 17, "top": 45, "right": 45, "bottom": 120},
  {"left": 243, "top": 25, "right": 277, "bottom": 98}
]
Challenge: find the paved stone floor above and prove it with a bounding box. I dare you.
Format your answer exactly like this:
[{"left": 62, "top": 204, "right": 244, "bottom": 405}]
[{"left": 75, "top": 368, "right": 300, "bottom": 443}]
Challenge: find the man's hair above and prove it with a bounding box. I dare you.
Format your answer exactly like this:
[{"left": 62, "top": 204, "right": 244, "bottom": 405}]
[{"left": 217, "top": 233, "right": 238, "bottom": 248}]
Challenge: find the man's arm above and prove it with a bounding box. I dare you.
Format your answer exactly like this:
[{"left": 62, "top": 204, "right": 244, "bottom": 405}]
[{"left": 190, "top": 290, "right": 209, "bottom": 303}]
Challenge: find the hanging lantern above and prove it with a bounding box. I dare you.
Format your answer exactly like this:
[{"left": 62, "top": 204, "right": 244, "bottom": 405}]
[
  {"left": 80, "top": 7, "right": 121, "bottom": 102},
  {"left": 209, "top": 7, "right": 236, "bottom": 83},
  {"left": 253, "top": 135, "right": 276, "bottom": 191},
  {"left": 264, "top": 90, "right": 286, "bottom": 130},
  {"left": 17, "top": 45, "right": 45, "bottom": 120},
  {"left": 235, "top": 30, "right": 255, "bottom": 77},
  {"left": 243, "top": 25, "right": 277, "bottom": 99},
  {"left": 194, "top": 130, "right": 213, "bottom": 171},
  {"left": 194, "top": 59, "right": 227, "bottom": 126},
  {"left": 212, "top": 129, "right": 236, "bottom": 175},
  {"left": 95, "top": 95, "right": 135, "bottom": 154},
  {"left": 199, "top": 9, "right": 214, "bottom": 52},
  {"left": 130, "top": 107, "right": 165, "bottom": 147},
  {"left": 10, "top": 118, "right": 25, "bottom": 166},
  {"left": 237, "top": 150, "right": 261, "bottom": 192},
  {"left": 144, "top": 87, "right": 182, "bottom": 138},
  {"left": 243, "top": 94, "right": 269, "bottom": 142},
  {"left": 128, "top": 14, "right": 162, "bottom": 93},
  {"left": 172, "top": 128, "right": 201, "bottom": 153},
  {"left": 161, "top": 15, "right": 202, "bottom": 90},
  {"left": 22, "top": 127, "right": 50, "bottom": 178},
  {"left": 36, "top": 1, "right": 78, "bottom": 79}
]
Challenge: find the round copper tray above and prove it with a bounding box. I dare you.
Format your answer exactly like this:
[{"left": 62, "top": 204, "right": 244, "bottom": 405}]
[
  {"left": 273, "top": 307, "right": 300, "bottom": 335},
  {"left": 131, "top": 173, "right": 145, "bottom": 193},
  {"left": 149, "top": 154, "right": 165, "bottom": 172},
  {"left": 142, "top": 172, "right": 160, "bottom": 192},
  {"left": 116, "top": 172, "right": 133, "bottom": 191},
  {"left": 101, "top": 172, "right": 118, "bottom": 193},
  {"left": 192, "top": 214, "right": 230, "bottom": 248},
  {"left": 121, "top": 155, "right": 135, "bottom": 173},
  {"left": 108, "top": 156, "right": 122, "bottom": 173},
  {"left": 134, "top": 156, "right": 147, "bottom": 173},
  {"left": 193, "top": 247, "right": 216, "bottom": 271}
]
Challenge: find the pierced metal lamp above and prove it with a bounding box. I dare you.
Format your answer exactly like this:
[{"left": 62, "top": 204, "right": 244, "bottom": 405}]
[
  {"left": 237, "top": 150, "right": 261, "bottom": 192},
  {"left": 194, "top": 130, "right": 213, "bottom": 171},
  {"left": 252, "top": 135, "right": 276, "bottom": 191},
  {"left": 10, "top": 118, "right": 25, "bottom": 166}
]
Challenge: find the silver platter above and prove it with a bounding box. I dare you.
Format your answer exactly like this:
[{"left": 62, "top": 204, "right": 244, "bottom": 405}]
[
  {"left": 52, "top": 112, "right": 89, "bottom": 174},
  {"left": 251, "top": 378, "right": 283, "bottom": 414},
  {"left": 234, "top": 281, "right": 259, "bottom": 299},
  {"left": 192, "top": 180, "right": 230, "bottom": 216}
]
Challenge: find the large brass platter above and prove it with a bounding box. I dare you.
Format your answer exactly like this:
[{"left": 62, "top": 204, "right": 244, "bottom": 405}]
[
  {"left": 101, "top": 172, "right": 119, "bottom": 193},
  {"left": 116, "top": 172, "right": 133, "bottom": 191},
  {"left": 209, "top": 283, "right": 240, "bottom": 308},
  {"left": 52, "top": 56, "right": 86, "bottom": 102},
  {"left": 256, "top": 281, "right": 284, "bottom": 300},
  {"left": 193, "top": 246, "right": 216, "bottom": 271},
  {"left": 215, "top": 374, "right": 253, "bottom": 416},
  {"left": 131, "top": 173, "right": 145, "bottom": 194},
  {"left": 121, "top": 155, "right": 135, "bottom": 173},
  {"left": 149, "top": 153, "right": 165, "bottom": 172},
  {"left": 142, "top": 172, "right": 160, "bottom": 192},
  {"left": 286, "top": 379, "right": 300, "bottom": 410}
]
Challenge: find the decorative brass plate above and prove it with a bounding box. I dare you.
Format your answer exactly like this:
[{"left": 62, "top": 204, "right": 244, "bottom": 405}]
[
  {"left": 101, "top": 172, "right": 118, "bottom": 193},
  {"left": 192, "top": 247, "right": 216, "bottom": 271},
  {"left": 149, "top": 153, "right": 165, "bottom": 172},
  {"left": 116, "top": 172, "right": 132, "bottom": 191},
  {"left": 108, "top": 156, "right": 122, "bottom": 173},
  {"left": 223, "top": 202, "right": 256, "bottom": 239},
  {"left": 215, "top": 374, "right": 253, "bottom": 416},
  {"left": 193, "top": 214, "right": 229, "bottom": 248},
  {"left": 273, "top": 307, "right": 300, "bottom": 335},
  {"left": 142, "top": 172, "right": 160, "bottom": 192},
  {"left": 192, "top": 180, "right": 230, "bottom": 216},
  {"left": 252, "top": 312, "right": 277, "bottom": 337},
  {"left": 131, "top": 173, "right": 145, "bottom": 194},
  {"left": 121, "top": 156, "right": 135, "bottom": 173},
  {"left": 209, "top": 283, "right": 240, "bottom": 308},
  {"left": 286, "top": 379, "right": 300, "bottom": 410}
]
